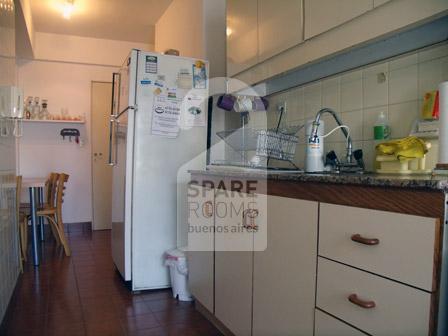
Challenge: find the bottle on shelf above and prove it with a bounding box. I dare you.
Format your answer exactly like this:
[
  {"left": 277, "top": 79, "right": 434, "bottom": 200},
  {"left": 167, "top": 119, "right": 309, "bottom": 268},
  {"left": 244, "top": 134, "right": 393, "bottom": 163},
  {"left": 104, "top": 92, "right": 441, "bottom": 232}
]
[
  {"left": 24, "top": 96, "right": 32, "bottom": 119},
  {"left": 33, "top": 97, "right": 42, "bottom": 119},
  {"left": 41, "top": 99, "right": 49, "bottom": 120}
]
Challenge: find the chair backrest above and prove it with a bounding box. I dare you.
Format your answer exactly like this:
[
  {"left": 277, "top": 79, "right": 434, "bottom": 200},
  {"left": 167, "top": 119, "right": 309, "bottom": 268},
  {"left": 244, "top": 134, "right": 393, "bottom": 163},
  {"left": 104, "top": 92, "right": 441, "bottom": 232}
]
[
  {"left": 46, "top": 173, "right": 59, "bottom": 207},
  {"left": 16, "top": 175, "right": 22, "bottom": 221},
  {"left": 55, "top": 173, "right": 69, "bottom": 220}
]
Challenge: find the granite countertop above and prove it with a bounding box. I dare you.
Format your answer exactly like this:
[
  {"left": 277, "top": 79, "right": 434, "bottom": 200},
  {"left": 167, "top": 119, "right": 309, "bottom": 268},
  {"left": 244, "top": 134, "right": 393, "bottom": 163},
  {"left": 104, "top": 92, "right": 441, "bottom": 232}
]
[{"left": 190, "top": 168, "right": 448, "bottom": 191}]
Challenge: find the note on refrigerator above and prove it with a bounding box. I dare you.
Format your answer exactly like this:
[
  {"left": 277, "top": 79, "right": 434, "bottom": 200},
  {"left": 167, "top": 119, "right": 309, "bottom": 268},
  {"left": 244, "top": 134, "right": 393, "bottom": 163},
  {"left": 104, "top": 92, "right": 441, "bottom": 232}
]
[
  {"left": 151, "top": 93, "right": 182, "bottom": 138},
  {"left": 181, "top": 93, "right": 206, "bottom": 127}
]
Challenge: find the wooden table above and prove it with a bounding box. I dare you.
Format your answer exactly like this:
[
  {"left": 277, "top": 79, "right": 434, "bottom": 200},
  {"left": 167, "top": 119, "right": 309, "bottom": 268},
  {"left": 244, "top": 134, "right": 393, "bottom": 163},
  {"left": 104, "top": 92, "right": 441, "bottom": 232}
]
[{"left": 22, "top": 178, "right": 46, "bottom": 266}]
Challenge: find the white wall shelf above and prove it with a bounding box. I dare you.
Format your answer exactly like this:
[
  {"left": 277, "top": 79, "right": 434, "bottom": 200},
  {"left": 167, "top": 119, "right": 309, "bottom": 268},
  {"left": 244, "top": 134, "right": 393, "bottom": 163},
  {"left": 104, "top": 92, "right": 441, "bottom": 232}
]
[{"left": 23, "top": 119, "right": 85, "bottom": 124}]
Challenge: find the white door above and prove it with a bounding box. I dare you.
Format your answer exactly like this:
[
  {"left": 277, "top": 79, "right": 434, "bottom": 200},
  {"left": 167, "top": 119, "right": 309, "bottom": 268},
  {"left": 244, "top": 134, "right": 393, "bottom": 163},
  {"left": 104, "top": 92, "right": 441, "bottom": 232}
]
[{"left": 91, "top": 81, "right": 113, "bottom": 230}]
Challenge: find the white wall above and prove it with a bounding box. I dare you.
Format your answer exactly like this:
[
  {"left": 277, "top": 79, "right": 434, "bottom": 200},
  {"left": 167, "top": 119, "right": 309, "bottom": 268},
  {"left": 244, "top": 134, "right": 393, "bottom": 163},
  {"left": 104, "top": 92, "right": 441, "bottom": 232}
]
[
  {"left": 155, "top": 0, "right": 204, "bottom": 59},
  {"left": 34, "top": 32, "right": 154, "bottom": 66},
  {"left": 17, "top": 32, "right": 152, "bottom": 224},
  {"left": 15, "top": 0, "right": 35, "bottom": 58}
]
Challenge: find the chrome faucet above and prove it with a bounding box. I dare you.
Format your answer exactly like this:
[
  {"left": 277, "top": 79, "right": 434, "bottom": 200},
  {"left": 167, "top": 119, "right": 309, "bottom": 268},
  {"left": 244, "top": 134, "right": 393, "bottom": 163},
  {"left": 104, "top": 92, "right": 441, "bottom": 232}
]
[{"left": 309, "top": 108, "right": 353, "bottom": 164}]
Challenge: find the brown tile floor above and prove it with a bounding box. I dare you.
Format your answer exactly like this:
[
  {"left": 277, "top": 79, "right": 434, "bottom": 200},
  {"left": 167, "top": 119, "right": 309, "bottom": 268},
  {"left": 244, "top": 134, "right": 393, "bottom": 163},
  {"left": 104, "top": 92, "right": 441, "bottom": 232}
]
[{"left": 0, "top": 226, "right": 222, "bottom": 336}]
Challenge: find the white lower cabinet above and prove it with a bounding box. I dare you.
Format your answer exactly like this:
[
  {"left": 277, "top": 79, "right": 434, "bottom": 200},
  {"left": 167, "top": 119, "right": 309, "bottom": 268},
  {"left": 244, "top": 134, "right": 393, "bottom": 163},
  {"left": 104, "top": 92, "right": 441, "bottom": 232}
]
[
  {"left": 215, "top": 191, "right": 256, "bottom": 336},
  {"left": 187, "top": 185, "right": 215, "bottom": 313},
  {"left": 189, "top": 184, "right": 438, "bottom": 336},
  {"left": 253, "top": 196, "right": 318, "bottom": 336},
  {"left": 214, "top": 192, "right": 319, "bottom": 336},
  {"left": 316, "top": 257, "right": 431, "bottom": 336},
  {"left": 315, "top": 310, "right": 366, "bottom": 336}
]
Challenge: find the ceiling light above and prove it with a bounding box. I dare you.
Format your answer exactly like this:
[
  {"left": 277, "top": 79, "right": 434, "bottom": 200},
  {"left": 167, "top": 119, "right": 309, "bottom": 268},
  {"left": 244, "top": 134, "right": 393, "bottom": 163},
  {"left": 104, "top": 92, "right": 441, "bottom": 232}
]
[
  {"left": 62, "top": 0, "right": 75, "bottom": 19},
  {"left": 226, "top": 27, "right": 233, "bottom": 37}
]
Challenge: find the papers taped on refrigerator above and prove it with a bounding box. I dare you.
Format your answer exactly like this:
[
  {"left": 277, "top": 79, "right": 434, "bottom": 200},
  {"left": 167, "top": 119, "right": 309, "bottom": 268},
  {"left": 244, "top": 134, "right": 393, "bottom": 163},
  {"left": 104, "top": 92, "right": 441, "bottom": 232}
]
[
  {"left": 181, "top": 94, "right": 206, "bottom": 127},
  {"left": 151, "top": 94, "right": 182, "bottom": 138}
]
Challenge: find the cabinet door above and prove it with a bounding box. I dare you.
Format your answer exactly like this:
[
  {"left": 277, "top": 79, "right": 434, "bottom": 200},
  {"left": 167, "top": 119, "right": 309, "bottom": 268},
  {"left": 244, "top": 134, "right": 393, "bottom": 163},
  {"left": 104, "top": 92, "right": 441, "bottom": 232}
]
[
  {"left": 315, "top": 310, "right": 366, "bottom": 336},
  {"left": 304, "top": 0, "right": 373, "bottom": 39},
  {"left": 215, "top": 191, "right": 255, "bottom": 336},
  {"left": 253, "top": 196, "right": 318, "bottom": 336},
  {"left": 374, "top": 0, "right": 392, "bottom": 7},
  {"left": 187, "top": 185, "right": 214, "bottom": 313},
  {"left": 227, "top": 0, "right": 258, "bottom": 76},
  {"left": 258, "top": 0, "right": 303, "bottom": 62}
]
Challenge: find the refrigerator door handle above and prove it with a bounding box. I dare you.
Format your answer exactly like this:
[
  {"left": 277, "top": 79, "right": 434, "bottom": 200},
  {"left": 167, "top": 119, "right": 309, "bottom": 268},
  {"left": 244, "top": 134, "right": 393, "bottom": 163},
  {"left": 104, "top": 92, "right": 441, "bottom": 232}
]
[
  {"left": 111, "top": 72, "right": 120, "bottom": 117},
  {"left": 116, "top": 105, "right": 136, "bottom": 119},
  {"left": 108, "top": 116, "right": 116, "bottom": 166}
]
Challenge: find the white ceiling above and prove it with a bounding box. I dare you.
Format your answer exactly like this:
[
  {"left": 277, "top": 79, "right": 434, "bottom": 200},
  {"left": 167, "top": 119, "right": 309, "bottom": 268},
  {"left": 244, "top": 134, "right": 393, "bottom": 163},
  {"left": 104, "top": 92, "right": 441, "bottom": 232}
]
[{"left": 30, "top": 0, "right": 173, "bottom": 44}]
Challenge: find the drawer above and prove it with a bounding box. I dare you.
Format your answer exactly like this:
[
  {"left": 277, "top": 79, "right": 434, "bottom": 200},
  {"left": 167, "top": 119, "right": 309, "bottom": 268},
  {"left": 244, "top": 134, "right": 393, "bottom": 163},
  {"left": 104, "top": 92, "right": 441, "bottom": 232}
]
[
  {"left": 319, "top": 203, "right": 439, "bottom": 291},
  {"left": 316, "top": 257, "right": 431, "bottom": 336},
  {"left": 315, "top": 309, "right": 366, "bottom": 336}
]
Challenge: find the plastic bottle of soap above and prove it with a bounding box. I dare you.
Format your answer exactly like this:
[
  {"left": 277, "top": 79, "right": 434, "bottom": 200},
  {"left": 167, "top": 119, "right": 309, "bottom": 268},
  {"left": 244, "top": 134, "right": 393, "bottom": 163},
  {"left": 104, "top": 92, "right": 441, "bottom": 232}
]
[{"left": 374, "top": 111, "right": 390, "bottom": 140}]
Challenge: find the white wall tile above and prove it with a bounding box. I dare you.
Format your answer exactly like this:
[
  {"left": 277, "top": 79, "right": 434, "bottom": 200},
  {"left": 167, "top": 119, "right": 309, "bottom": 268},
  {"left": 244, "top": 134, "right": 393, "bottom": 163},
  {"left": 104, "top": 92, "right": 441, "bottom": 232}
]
[
  {"left": 341, "top": 109, "right": 363, "bottom": 141},
  {"left": 362, "top": 140, "right": 376, "bottom": 171},
  {"left": 388, "top": 101, "right": 419, "bottom": 138},
  {"left": 340, "top": 78, "right": 363, "bottom": 112},
  {"left": 341, "top": 69, "right": 362, "bottom": 83},
  {"left": 389, "top": 64, "right": 418, "bottom": 104},
  {"left": 304, "top": 82, "right": 322, "bottom": 119},
  {"left": 389, "top": 53, "right": 418, "bottom": 71},
  {"left": 263, "top": 42, "right": 446, "bottom": 168},
  {"left": 363, "top": 63, "right": 388, "bottom": 108},
  {"left": 418, "top": 43, "right": 448, "bottom": 63},
  {"left": 286, "top": 87, "right": 305, "bottom": 122},
  {"left": 418, "top": 56, "right": 448, "bottom": 98},
  {"left": 322, "top": 77, "right": 340, "bottom": 111},
  {"left": 293, "top": 144, "right": 306, "bottom": 167},
  {"left": 443, "top": 56, "right": 448, "bottom": 82}
]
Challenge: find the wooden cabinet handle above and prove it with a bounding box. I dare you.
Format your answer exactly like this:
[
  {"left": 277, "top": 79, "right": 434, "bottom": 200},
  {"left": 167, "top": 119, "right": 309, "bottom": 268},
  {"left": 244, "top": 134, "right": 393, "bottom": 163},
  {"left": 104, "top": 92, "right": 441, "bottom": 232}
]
[
  {"left": 242, "top": 209, "right": 259, "bottom": 230},
  {"left": 348, "top": 294, "right": 376, "bottom": 309},
  {"left": 202, "top": 201, "right": 213, "bottom": 218},
  {"left": 351, "top": 234, "right": 379, "bottom": 246}
]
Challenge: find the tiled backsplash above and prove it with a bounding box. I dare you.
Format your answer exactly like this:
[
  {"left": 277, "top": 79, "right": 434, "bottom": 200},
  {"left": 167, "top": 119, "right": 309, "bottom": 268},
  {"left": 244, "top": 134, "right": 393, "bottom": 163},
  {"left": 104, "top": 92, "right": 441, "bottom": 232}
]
[{"left": 254, "top": 42, "right": 448, "bottom": 170}]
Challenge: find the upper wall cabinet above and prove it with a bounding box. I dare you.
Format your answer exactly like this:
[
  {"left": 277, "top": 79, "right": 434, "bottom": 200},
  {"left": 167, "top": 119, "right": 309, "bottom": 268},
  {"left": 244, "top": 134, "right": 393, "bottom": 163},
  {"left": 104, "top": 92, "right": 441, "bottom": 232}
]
[
  {"left": 227, "top": 0, "right": 304, "bottom": 77},
  {"left": 258, "top": 0, "right": 303, "bottom": 62},
  {"left": 304, "top": 0, "right": 374, "bottom": 39},
  {"left": 374, "top": 0, "right": 392, "bottom": 7},
  {"left": 227, "top": 0, "right": 259, "bottom": 76}
]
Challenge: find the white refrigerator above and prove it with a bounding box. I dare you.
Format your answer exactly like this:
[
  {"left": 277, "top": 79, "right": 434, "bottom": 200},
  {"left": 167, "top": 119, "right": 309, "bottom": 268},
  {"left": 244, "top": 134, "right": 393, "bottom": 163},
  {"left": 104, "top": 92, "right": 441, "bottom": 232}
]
[{"left": 109, "top": 49, "right": 209, "bottom": 290}]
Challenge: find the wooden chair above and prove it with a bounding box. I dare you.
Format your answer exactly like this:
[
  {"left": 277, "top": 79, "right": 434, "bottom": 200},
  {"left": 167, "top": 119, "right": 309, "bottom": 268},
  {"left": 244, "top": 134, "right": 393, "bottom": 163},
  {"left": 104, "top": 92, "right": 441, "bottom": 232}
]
[
  {"left": 23, "top": 173, "right": 71, "bottom": 256},
  {"left": 45, "top": 173, "right": 59, "bottom": 209},
  {"left": 21, "top": 172, "right": 59, "bottom": 212}
]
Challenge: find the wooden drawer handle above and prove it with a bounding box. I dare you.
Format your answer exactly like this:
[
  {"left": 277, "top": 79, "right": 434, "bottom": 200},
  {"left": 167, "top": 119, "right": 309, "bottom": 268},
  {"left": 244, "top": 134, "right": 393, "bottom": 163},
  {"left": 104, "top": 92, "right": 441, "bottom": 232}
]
[
  {"left": 202, "top": 201, "right": 213, "bottom": 218},
  {"left": 348, "top": 294, "right": 376, "bottom": 309},
  {"left": 351, "top": 234, "right": 379, "bottom": 246},
  {"left": 242, "top": 209, "right": 259, "bottom": 230}
]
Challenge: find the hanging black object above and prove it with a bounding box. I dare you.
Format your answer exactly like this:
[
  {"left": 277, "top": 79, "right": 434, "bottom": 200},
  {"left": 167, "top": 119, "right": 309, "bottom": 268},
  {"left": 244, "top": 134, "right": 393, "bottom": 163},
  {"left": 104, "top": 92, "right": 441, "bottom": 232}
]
[{"left": 60, "top": 128, "right": 80, "bottom": 143}]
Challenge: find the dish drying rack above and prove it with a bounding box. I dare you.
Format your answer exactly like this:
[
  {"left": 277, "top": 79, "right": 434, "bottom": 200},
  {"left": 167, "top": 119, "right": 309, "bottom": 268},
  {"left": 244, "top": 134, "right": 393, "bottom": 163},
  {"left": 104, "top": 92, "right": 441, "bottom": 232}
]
[{"left": 216, "top": 107, "right": 302, "bottom": 169}]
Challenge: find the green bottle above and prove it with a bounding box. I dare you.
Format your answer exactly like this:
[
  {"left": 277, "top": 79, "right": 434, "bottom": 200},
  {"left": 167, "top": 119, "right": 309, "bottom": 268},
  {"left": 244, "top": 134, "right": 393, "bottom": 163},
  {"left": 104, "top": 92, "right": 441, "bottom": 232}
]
[{"left": 374, "top": 111, "right": 390, "bottom": 140}]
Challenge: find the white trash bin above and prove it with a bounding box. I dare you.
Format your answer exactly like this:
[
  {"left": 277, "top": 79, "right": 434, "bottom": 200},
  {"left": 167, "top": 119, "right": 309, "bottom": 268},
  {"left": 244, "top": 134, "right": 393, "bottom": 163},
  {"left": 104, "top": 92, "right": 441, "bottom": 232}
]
[{"left": 164, "top": 247, "right": 193, "bottom": 301}]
